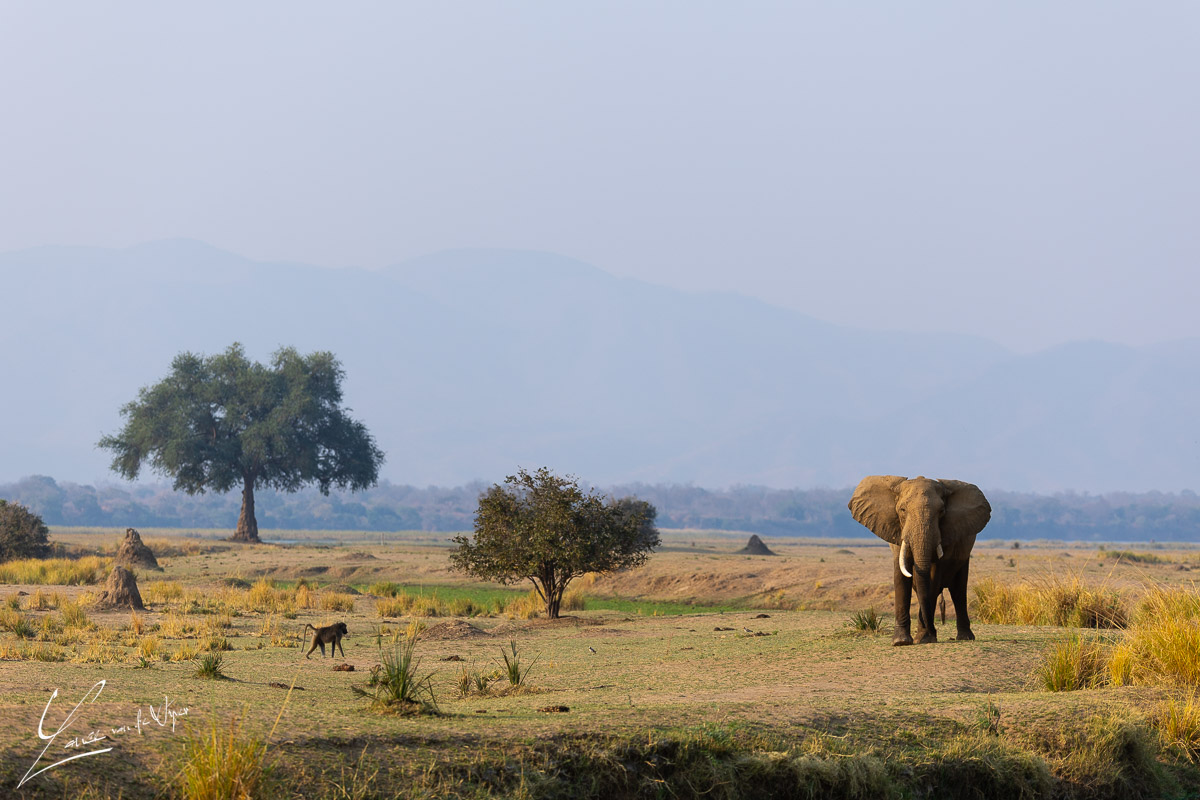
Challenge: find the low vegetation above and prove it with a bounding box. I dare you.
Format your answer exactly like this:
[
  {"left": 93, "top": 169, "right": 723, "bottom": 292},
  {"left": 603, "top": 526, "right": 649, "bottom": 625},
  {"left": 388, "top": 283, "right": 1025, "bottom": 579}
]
[
  {"left": 0, "top": 555, "right": 111, "bottom": 585},
  {"left": 173, "top": 714, "right": 275, "bottom": 800},
  {"left": 6, "top": 534, "right": 1200, "bottom": 798},
  {"left": 848, "top": 607, "right": 883, "bottom": 633},
  {"left": 973, "top": 575, "right": 1128, "bottom": 628},
  {"left": 354, "top": 633, "right": 438, "bottom": 714}
]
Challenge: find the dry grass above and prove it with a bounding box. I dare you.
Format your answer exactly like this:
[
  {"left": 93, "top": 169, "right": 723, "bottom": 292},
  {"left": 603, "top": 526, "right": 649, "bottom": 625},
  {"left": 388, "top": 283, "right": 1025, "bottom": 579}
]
[
  {"left": 174, "top": 714, "right": 275, "bottom": 800},
  {"left": 973, "top": 575, "right": 1127, "bottom": 628},
  {"left": 0, "top": 556, "right": 112, "bottom": 585},
  {"left": 1155, "top": 693, "right": 1200, "bottom": 762},
  {"left": 1037, "top": 635, "right": 1110, "bottom": 691}
]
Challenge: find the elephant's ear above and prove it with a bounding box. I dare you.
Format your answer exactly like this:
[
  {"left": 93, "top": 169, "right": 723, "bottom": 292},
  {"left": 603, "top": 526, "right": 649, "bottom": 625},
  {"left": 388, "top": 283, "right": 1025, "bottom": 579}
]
[
  {"left": 848, "top": 475, "right": 906, "bottom": 545},
  {"left": 938, "top": 480, "right": 991, "bottom": 539}
]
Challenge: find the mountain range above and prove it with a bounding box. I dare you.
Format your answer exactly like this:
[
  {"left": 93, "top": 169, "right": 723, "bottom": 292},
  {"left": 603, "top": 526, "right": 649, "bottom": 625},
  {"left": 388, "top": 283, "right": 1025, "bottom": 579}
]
[{"left": 1, "top": 239, "right": 1195, "bottom": 493}]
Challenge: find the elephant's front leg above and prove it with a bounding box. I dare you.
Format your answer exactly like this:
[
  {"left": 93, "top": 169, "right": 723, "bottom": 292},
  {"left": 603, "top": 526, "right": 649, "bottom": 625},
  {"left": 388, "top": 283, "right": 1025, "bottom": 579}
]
[
  {"left": 948, "top": 561, "right": 975, "bottom": 641},
  {"left": 912, "top": 567, "right": 939, "bottom": 644},
  {"left": 891, "top": 548, "right": 914, "bottom": 646}
]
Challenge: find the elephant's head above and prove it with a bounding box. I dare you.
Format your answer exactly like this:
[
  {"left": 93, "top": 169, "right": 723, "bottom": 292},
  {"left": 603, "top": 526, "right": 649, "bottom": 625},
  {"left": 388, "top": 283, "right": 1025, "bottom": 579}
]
[{"left": 848, "top": 475, "right": 991, "bottom": 575}]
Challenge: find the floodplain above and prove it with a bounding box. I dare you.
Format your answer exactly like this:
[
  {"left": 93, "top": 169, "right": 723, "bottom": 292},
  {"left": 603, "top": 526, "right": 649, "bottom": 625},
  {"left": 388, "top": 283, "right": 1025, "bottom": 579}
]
[{"left": 2, "top": 529, "right": 1199, "bottom": 799}]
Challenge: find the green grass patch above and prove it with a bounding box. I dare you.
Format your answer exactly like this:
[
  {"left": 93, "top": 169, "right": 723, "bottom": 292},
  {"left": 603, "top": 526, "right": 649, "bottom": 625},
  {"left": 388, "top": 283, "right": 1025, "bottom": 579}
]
[
  {"left": 1100, "top": 549, "right": 1170, "bottom": 565},
  {"left": 358, "top": 582, "right": 747, "bottom": 617}
]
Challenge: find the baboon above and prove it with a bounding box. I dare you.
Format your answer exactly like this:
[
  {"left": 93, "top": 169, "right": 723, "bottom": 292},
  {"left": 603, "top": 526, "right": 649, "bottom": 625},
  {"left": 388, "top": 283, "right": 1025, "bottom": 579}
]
[{"left": 303, "top": 622, "right": 348, "bottom": 659}]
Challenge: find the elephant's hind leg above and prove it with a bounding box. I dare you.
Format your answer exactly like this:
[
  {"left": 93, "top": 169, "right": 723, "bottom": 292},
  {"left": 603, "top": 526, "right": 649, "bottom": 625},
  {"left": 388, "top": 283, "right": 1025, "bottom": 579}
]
[{"left": 949, "top": 562, "right": 975, "bottom": 641}]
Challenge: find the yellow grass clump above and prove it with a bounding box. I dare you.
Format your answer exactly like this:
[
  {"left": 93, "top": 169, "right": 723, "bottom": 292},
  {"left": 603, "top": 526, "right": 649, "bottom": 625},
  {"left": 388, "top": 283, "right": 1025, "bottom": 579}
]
[
  {"left": 160, "top": 612, "right": 202, "bottom": 639},
  {"left": 173, "top": 642, "right": 201, "bottom": 661},
  {"left": 320, "top": 592, "right": 356, "bottom": 612},
  {"left": 143, "top": 580, "right": 185, "bottom": 604},
  {"left": 0, "top": 556, "right": 112, "bottom": 585},
  {"left": 71, "top": 641, "right": 125, "bottom": 664},
  {"left": 504, "top": 590, "right": 543, "bottom": 620},
  {"left": 1037, "top": 635, "right": 1110, "bottom": 691},
  {"left": 139, "top": 635, "right": 161, "bottom": 661},
  {"left": 24, "top": 588, "right": 61, "bottom": 610},
  {"left": 58, "top": 598, "right": 93, "bottom": 630},
  {"left": 1038, "top": 585, "right": 1200, "bottom": 691},
  {"left": 174, "top": 715, "right": 275, "bottom": 800},
  {"left": 973, "top": 576, "right": 1127, "bottom": 628},
  {"left": 1156, "top": 693, "right": 1200, "bottom": 762}
]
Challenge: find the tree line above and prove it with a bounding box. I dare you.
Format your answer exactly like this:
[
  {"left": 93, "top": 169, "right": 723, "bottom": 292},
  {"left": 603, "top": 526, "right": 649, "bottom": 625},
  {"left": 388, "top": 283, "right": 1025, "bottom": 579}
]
[{"left": 4, "top": 473, "right": 1198, "bottom": 542}]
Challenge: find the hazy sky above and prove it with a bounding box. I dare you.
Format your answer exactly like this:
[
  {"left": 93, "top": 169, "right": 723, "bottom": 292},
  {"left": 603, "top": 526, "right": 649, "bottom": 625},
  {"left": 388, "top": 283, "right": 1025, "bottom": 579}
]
[{"left": 2, "top": 3, "right": 1196, "bottom": 352}]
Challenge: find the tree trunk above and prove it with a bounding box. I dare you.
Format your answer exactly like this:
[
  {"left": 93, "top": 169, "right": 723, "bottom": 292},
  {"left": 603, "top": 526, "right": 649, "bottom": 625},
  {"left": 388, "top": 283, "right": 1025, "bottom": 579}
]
[{"left": 231, "top": 474, "right": 260, "bottom": 543}]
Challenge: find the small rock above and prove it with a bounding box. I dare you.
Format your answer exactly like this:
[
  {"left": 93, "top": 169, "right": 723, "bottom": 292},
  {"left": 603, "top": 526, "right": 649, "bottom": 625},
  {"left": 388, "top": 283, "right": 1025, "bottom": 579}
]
[
  {"left": 538, "top": 705, "right": 570, "bottom": 713},
  {"left": 442, "top": 654, "right": 465, "bottom": 661},
  {"left": 332, "top": 663, "right": 355, "bottom": 671},
  {"left": 754, "top": 613, "right": 771, "bottom": 619}
]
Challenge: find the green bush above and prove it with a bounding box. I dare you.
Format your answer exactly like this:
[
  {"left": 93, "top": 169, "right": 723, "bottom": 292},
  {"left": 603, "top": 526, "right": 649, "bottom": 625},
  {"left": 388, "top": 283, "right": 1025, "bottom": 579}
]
[{"left": 0, "top": 499, "right": 50, "bottom": 561}]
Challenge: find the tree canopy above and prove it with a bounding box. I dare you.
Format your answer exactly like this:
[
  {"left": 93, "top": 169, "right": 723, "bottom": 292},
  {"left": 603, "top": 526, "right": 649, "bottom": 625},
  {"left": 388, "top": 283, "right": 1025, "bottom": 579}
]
[
  {"left": 449, "top": 467, "right": 659, "bottom": 618},
  {"left": 98, "top": 343, "right": 384, "bottom": 542},
  {"left": 0, "top": 499, "right": 50, "bottom": 561}
]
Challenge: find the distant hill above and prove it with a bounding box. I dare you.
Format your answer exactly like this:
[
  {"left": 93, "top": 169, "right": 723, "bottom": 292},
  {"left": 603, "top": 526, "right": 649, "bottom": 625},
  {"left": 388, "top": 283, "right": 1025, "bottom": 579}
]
[{"left": 0, "top": 239, "right": 1196, "bottom": 492}]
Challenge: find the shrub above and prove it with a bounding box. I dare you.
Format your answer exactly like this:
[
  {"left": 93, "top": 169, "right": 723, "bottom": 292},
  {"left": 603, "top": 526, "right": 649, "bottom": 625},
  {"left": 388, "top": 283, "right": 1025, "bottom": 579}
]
[{"left": 0, "top": 499, "right": 49, "bottom": 561}]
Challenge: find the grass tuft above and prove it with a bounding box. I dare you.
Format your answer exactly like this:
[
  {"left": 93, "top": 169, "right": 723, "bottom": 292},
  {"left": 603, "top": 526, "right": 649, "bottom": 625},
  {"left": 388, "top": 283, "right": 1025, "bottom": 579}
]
[
  {"left": 848, "top": 607, "right": 883, "bottom": 634},
  {"left": 499, "top": 639, "right": 538, "bottom": 688},
  {"left": 355, "top": 635, "right": 438, "bottom": 714},
  {"left": 1155, "top": 693, "right": 1200, "bottom": 762},
  {"left": 195, "top": 652, "right": 226, "bottom": 679},
  {"left": 1038, "top": 635, "right": 1110, "bottom": 691},
  {"left": 174, "top": 714, "right": 274, "bottom": 800}
]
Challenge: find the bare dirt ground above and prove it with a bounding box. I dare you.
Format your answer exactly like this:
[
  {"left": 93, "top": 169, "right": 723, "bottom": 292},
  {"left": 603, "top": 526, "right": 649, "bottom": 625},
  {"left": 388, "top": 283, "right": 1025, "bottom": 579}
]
[{"left": 2, "top": 530, "right": 1196, "bottom": 797}]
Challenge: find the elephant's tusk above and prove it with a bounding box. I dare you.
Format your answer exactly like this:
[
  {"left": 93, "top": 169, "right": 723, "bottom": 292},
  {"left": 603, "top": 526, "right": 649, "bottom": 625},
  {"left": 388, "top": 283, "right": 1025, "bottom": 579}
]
[
  {"left": 937, "top": 543, "right": 944, "bottom": 559},
  {"left": 899, "top": 540, "right": 912, "bottom": 578}
]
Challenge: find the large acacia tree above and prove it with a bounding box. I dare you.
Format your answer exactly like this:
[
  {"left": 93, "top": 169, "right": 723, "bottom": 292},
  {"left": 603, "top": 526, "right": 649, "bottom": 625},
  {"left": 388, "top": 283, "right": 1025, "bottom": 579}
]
[
  {"left": 99, "top": 343, "right": 384, "bottom": 542},
  {"left": 450, "top": 468, "right": 659, "bottom": 618}
]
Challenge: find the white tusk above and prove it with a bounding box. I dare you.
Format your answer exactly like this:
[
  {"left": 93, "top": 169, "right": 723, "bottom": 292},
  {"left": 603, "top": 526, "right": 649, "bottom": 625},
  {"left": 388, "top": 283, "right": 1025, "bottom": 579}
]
[
  {"left": 937, "top": 543, "right": 944, "bottom": 559},
  {"left": 899, "top": 540, "right": 912, "bottom": 578}
]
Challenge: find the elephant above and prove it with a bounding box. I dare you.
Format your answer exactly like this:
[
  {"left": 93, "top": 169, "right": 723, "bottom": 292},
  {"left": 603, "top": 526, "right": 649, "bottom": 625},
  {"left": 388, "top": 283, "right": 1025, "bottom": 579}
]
[{"left": 848, "top": 475, "right": 991, "bottom": 646}]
